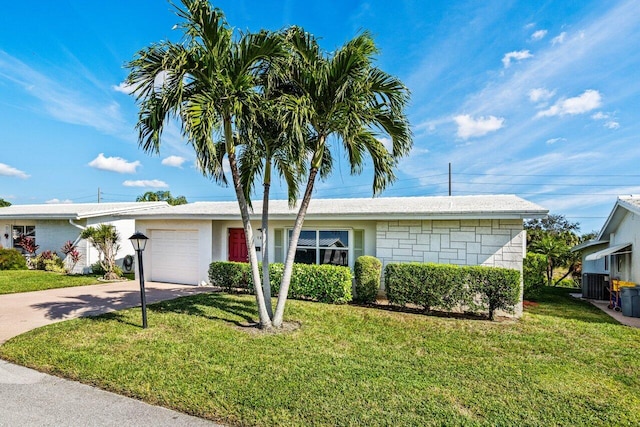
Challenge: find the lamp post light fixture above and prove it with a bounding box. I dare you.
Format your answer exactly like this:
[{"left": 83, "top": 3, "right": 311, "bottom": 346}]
[{"left": 129, "top": 231, "right": 149, "bottom": 328}]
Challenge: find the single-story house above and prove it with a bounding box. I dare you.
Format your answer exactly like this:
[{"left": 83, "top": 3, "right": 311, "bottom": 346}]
[
  {"left": 0, "top": 202, "right": 168, "bottom": 273},
  {"left": 0, "top": 195, "right": 547, "bottom": 316},
  {"left": 124, "top": 194, "right": 546, "bottom": 315},
  {"left": 574, "top": 196, "right": 640, "bottom": 299}
]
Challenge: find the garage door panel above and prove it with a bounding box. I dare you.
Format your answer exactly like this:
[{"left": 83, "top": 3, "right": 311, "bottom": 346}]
[{"left": 150, "top": 229, "right": 199, "bottom": 285}]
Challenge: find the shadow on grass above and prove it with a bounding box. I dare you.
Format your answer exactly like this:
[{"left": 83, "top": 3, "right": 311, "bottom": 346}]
[{"left": 150, "top": 292, "right": 259, "bottom": 327}]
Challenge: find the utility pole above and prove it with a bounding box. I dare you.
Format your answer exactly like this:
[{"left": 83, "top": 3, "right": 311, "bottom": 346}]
[
  {"left": 97, "top": 187, "right": 101, "bottom": 203},
  {"left": 448, "top": 163, "right": 452, "bottom": 196}
]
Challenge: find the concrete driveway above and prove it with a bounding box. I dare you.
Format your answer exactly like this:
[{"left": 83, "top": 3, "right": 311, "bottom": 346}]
[
  {"left": 0, "top": 280, "right": 214, "bottom": 344},
  {"left": 0, "top": 280, "right": 223, "bottom": 426}
]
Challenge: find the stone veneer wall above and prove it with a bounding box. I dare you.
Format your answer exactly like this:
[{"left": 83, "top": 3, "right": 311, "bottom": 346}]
[
  {"left": 376, "top": 219, "right": 526, "bottom": 317},
  {"left": 376, "top": 219, "right": 525, "bottom": 270}
]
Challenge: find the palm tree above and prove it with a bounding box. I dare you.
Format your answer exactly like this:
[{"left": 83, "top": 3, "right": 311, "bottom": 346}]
[
  {"left": 238, "top": 95, "right": 307, "bottom": 317},
  {"left": 270, "top": 28, "right": 413, "bottom": 327},
  {"left": 530, "top": 235, "right": 570, "bottom": 286},
  {"left": 126, "top": 0, "right": 282, "bottom": 328}
]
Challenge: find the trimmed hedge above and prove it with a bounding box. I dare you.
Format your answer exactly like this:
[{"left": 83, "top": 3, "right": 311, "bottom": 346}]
[
  {"left": 385, "top": 262, "right": 520, "bottom": 320},
  {"left": 208, "top": 262, "right": 353, "bottom": 304},
  {"left": 0, "top": 248, "right": 28, "bottom": 270},
  {"left": 208, "top": 262, "right": 252, "bottom": 292},
  {"left": 354, "top": 256, "right": 382, "bottom": 303}
]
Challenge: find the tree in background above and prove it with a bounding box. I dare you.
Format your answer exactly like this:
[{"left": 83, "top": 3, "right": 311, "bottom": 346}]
[
  {"left": 0, "top": 198, "right": 11, "bottom": 207},
  {"left": 136, "top": 191, "right": 188, "bottom": 206},
  {"left": 525, "top": 214, "right": 587, "bottom": 286},
  {"left": 81, "top": 225, "right": 121, "bottom": 280}
]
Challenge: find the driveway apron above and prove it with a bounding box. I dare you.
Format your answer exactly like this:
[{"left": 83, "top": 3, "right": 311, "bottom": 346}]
[
  {"left": 0, "top": 281, "right": 223, "bottom": 426},
  {"left": 0, "top": 280, "right": 213, "bottom": 344}
]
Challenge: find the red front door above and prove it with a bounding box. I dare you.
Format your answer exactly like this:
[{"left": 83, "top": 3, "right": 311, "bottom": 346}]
[{"left": 228, "top": 228, "right": 248, "bottom": 262}]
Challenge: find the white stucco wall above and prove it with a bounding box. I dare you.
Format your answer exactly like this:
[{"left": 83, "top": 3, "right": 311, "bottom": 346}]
[
  {"left": 608, "top": 210, "right": 640, "bottom": 284},
  {"left": 0, "top": 218, "right": 138, "bottom": 274},
  {"left": 581, "top": 243, "right": 609, "bottom": 275}
]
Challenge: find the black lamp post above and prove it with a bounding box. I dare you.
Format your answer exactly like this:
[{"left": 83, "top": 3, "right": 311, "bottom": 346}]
[{"left": 129, "top": 231, "right": 149, "bottom": 328}]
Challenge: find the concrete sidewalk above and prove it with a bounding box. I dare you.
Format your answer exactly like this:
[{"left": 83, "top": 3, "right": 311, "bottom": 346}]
[
  {"left": 571, "top": 293, "right": 640, "bottom": 328},
  {"left": 0, "top": 360, "right": 221, "bottom": 426},
  {"left": 0, "top": 281, "right": 224, "bottom": 426},
  {"left": 0, "top": 280, "right": 214, "bottom": 344}
]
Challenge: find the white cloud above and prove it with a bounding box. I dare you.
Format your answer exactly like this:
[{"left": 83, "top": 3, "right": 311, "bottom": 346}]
[
  {"left": 45, "top": 198, "right": 73, "bottom": 204},
  {"left": 122, "top": 179, "right": 168, "bottom": 188},
  {"left": 113, "top": 71, "right": 169, "bottom": 96},
  {"left": 528, "top": 88, "right": 556, "bottom": 103},
  {"left": 88, "top": 153, "right": 141, "bottom": 174},
  {"left": 590, "top": 111, "right": 619, "bottom": 128},
  {"left": 536, "top": 89, "right": 602, "bottom": 117},
  {"left": 546, "top": 137, "right": 567, "bottom": 145},
  {"left": 551, "top": 32, "right": 567, "bottom": 45},
  {"left": 531, "top": 30, "right": 548, "bottom": 40},
  {"left": 161, "top": 155, "right": 187, "bottom": 168},
  {"left": 378, "top": 137, "right": 393, "bottom": 152},
  {"left": 502, "top": 50, "right": 533, "bottom": 68},
  {"left": 112, "top": 82, "right": 137, "bottom": 95},
  {"left": 454, "top": 114, "right": 505, "bottom": 139},
  {"left": 0, "top": 163, "right": 29, "bottom": 179}
]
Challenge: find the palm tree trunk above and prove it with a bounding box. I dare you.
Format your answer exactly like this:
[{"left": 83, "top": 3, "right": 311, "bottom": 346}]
[
  {"left": 261, "top": 160, "right": 273, "bottom": 318},
  {"left": 225, "top": 120, "right": 272, "bottom": 329},
  {"left": 272, "top": 166, "right": 319, "bottom": 328}
]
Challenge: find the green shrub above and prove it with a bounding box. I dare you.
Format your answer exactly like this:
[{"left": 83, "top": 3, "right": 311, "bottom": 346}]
[
  {"left": 468, "top": 266, "right": 521, "bottom": 320},
  {"left": 354, "top": 256, "right": 382, "bottom": 303},
  {"left": 269, "top": 263, "right": 352, "bottom": 304},
  {"left": 208, "top": 262, "right": 353, "bottom": 304},
  {"left": 523, "top": 253, "right": 547, "bottom": 299},
  {"left": 90, "top": 261, "right": 122, "bottom": 279},
  {"left": 32, "top": 251, "right": 65, "bottom": 273},
  {"left": 385, "top": 262, "right": 520, "bottom": 320},
  {"left": 385, "top": 263, "right": 470, "bottom": 312},
  {"left": 0, "top": 248, "right": 28, "bottom": 270},
  {"left": 556, "top": 278, "right": 580, "bottom": 288},
  {"left": 208, "top": 261, "right": 252, "bottom": 291}
]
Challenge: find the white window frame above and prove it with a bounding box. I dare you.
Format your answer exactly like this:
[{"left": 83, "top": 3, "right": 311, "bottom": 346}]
[
  {"left": 12, "top": 225, "right": 36, "bottom": 252},
  {"left": 286, "top": 228, "right": 352, "bottom": 266}
]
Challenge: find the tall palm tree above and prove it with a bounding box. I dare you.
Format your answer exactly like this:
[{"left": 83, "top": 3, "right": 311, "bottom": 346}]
[
  {"left": 126, "top": 0, "right": 282, "bottom": 328},
  {"left": 271, "top": 28, "right": 413, "bottom": 327},
  {"left": 238, "top": 91, "right": 307, "bottom": 318}
]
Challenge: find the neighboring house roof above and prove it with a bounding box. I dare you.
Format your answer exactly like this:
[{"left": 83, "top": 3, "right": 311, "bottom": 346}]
[
  {"left": 126, "top": 195, "right": 547, "bottom": 221},
  {"left": 597, "top": 196, "right": 640, "bottom": 240},
  {"left": 571, "top": 239, "right": 609, "bottom": 252},
  {"left": 0, "top": 202, "right": 169, "bottom": 220}
]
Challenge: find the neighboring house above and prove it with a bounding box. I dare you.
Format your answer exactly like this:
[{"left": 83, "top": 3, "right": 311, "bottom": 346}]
[
  {"left": 574, "top": 196, "right": 640, "bottom": 299},
  {"left": 126, "top": 194, "right": 546, "bottom": 315},
  {"left": 0, "top": 202, "right": 168, "bottom": 273}
]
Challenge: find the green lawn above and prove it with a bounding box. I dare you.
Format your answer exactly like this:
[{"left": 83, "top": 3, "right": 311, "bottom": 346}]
[
  {"left": 1, "top": 287, "right": 639, "bottom": 426},
  {"left": 0, "top": 270, "right": 101, "bottom": 294}
]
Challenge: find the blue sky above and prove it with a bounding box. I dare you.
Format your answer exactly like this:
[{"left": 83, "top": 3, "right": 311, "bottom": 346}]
[{"left": 1, "top": 0, "right": 638, "bottom": 233}]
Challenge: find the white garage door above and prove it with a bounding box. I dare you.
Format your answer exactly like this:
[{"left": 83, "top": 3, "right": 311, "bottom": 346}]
[{"left": 149, "top": 229, "right": 199, "bottom": 285}]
